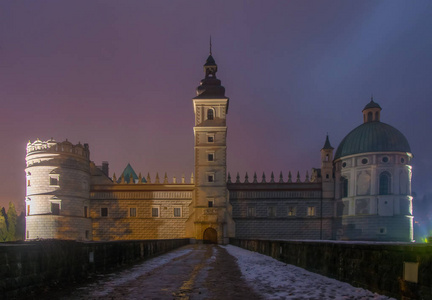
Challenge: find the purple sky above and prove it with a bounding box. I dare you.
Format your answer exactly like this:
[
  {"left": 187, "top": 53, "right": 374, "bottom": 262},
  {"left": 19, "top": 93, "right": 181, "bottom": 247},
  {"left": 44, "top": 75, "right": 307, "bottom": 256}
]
[{"left": 1, "top": 1, "right": 431, "bottom": 213}]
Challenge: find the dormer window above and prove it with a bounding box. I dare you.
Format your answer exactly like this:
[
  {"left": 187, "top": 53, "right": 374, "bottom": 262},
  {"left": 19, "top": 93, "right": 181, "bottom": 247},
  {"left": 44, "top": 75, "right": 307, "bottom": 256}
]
[{"left": 207, "top": 108, "right": 214, "bottom": 120}]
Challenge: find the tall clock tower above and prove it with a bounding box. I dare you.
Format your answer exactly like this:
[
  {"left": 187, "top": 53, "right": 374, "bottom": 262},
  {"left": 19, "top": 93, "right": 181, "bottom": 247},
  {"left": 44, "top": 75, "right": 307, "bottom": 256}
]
[{"left": 186, "top": 51, "right": 235, "bottom": 244}]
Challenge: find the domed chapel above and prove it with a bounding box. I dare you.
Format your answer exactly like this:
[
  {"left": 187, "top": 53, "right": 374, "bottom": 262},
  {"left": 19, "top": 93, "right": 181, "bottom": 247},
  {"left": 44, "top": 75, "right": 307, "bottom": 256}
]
[{"left": 24, "top": 53, "right": 413, "bottom": 244}]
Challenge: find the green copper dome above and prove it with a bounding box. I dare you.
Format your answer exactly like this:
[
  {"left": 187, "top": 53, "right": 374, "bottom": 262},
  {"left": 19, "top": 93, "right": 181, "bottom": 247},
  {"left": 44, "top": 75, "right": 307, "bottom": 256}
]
[{"left": 334, "top": 122, "right": 411, "bottom": 159}]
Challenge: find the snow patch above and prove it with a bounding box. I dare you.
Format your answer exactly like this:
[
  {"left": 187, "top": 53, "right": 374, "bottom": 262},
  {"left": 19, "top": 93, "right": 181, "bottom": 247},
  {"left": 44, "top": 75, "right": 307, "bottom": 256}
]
[{"left": 223, "top": 245, "right": 394, "bottom": 300}]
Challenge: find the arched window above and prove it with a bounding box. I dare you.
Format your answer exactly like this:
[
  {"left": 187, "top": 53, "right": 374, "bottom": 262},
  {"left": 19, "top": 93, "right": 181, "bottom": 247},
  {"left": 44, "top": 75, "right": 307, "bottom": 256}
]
[
  {"left": 342, "top": 177, "right": 348, "bottom": 198},
  {"left": 379, "top": 171, "right": 391, "bottom": 195},
  {"left": 367, "top": 112, "right": 373, "bottom": 122},
  {"left": 207, "top": 108, "right": 214, "bottom": 120}
]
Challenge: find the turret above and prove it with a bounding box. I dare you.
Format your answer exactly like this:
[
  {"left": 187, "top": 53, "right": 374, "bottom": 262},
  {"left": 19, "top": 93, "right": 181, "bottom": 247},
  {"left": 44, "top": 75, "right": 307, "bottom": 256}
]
[
  {"left": 320, "top": 135, "right": 335, "bottom": 199},
  {"left": 25, "top": 139, "right": 92, "bottom": 240}
]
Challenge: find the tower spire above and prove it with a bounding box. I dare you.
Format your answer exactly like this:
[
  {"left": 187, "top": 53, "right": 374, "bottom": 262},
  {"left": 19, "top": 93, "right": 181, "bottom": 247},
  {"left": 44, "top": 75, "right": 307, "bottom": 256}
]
[{"left": 209, "top": 36, "right": 212, "bottom": 55}]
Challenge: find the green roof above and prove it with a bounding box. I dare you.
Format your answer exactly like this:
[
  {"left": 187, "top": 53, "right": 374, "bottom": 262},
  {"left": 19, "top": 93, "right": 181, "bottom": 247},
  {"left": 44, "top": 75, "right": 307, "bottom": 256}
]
[
  {"left": 335, "top": 122, "right": 411, "bottom": 159},
  {"left": 118, "top": 163, "right": 146, "bottom": 183}
]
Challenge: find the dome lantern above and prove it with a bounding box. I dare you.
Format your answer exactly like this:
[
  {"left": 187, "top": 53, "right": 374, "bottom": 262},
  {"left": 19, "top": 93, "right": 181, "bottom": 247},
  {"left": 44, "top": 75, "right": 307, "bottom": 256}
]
[{"left": 362, "top": 96, "right": 382, "bottom": 123}]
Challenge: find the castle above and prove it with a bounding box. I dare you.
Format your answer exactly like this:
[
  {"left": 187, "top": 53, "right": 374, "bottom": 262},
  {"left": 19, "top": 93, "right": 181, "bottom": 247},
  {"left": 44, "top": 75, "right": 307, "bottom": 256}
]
[{"left": 25, "top": 53, "right": 414, "bottom": 244}]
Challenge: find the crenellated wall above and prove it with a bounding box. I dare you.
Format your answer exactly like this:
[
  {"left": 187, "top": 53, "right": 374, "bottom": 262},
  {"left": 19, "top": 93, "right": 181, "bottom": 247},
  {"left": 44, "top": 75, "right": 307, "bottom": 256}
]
[{"left": 228, "top": 173, "right": 336, "bottom": 240}]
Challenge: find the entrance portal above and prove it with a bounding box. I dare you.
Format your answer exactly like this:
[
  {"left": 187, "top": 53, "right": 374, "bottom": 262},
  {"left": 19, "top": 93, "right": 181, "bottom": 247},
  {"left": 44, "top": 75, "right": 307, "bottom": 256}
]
[{"left": 203, "top": 228, "right": 218, "bottom": 244}]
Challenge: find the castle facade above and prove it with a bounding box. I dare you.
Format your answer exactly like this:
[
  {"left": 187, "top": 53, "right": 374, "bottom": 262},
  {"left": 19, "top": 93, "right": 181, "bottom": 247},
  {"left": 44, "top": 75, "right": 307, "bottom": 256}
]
[{"left": 25, "top": 53, "right": 413, "bottom": 244}]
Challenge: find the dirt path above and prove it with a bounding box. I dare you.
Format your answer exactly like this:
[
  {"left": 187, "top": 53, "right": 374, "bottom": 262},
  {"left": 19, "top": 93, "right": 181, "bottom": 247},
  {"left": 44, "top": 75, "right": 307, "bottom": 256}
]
[{"left": 46, "top": 244, "right": 262, "bottom": 300}]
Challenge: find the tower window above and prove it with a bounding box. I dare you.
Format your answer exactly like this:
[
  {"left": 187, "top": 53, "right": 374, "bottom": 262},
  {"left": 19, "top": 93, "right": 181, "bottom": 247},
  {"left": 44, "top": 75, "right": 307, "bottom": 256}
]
[
  {"left": 129, "top": 207, "right": 137, "bottom": 217},
  {"left": 51, "top": 202, "right": 60, "bottom": 215},
  {"left": 50, "top": 177, "right": 58, "bottom": 186},
  {"left": 174, "top": 207, "right": 182, "bottom": 217},
  {"left": 379, "top": 172, "right": 391, "bottom": 195},
  {"left": 367, "top": 112, "right": 373, "bottom": 122},
  {"left": 208, "top": 153, "right": 214, "bottom": 161},
  {"left": 101, "top": 207, "right": 108, "bottom": 217},
  {"left": 247, "top": 206, "right": 256, "bottom": 217},
  {"left": 307, "top": 206, "right": 316, "bottom": 216},
  {"left": 342, "top": 177, "right": 348, "bottom": 198},
  {"left": 267, "top": 206, "right": 276, "bottom": 217},
  {"left": 208, "top": 200, "right": 214, "bottom": 207},
  {"left": 27, "top": 205, "right": 30, "bottom": 216},
  {"left": 207, "top": 173, "right": 215, "bottom": 182},
  {"left": 207, "top": 136, "right": 214, "bottom": 143},
  {"left": 207, "top": 108, "right": 214, "bottom": 120},
  {"left": 84, "top": 206, "right": 88, "bottom": 218},
  {"left": 151, "top": 207, "right": 159, "bottom": 217},
  {"left": 288, "top": 206, "right": 296, "bottom": 216},
  {"left": 27, "top": 180, "right": 31, "bottom": 187}
]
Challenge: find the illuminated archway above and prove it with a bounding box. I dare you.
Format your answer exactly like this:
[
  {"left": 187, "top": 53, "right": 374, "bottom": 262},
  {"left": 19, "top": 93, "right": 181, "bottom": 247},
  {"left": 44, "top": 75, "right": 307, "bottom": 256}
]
[{"left": 203, "top": 227, "right": 218, "bottom": 244}]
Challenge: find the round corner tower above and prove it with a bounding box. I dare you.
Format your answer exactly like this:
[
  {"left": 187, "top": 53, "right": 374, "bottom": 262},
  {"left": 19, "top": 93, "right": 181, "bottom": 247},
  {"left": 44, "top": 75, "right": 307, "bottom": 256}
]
[{"left": 25, "top": 139, "right": 92, "bottom": 240}]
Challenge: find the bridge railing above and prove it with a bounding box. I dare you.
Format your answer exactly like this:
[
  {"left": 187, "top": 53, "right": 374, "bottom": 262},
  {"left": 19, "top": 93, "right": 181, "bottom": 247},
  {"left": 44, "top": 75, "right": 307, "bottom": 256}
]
[
  {"left": 230, "top": 238, "right": 432, "bottom": 300},
  {"left": 0, "top": 238, "right": 189, "bottom": 298}
]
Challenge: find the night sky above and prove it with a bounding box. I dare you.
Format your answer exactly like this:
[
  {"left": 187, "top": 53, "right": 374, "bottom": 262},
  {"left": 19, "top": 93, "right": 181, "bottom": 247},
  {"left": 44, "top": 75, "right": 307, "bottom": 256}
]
[{"left": 1, "top": 1, "right": 431, "bottom": 217}]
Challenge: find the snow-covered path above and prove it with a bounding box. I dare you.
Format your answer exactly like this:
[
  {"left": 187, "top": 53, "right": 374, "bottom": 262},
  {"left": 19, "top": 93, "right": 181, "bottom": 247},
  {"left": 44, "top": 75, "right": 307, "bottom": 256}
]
[
  {"left": 46, "top": 244, "right": 394, "bottom": 299},
  {"left": 224, "top": 245, "right": 394, "bottom": 300}
]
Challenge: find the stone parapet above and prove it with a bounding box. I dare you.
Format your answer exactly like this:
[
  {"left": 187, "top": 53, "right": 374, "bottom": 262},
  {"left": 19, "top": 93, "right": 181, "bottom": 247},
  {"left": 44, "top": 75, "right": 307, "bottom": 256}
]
[{"left": 230, "top": 238, "right": 432, "bottom": 300}]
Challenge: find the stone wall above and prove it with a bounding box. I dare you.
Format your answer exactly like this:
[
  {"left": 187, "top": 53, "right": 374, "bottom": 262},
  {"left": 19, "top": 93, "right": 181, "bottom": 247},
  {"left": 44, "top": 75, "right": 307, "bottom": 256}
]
[
  {"left": 0, "top": 239, "right": 189, "bottom": 298},
  {"left": 91, "top": 198, "right": 191, "bottom": 240},
  {"left": 230, "top": 238, "right": 432, "bottom": 300}
]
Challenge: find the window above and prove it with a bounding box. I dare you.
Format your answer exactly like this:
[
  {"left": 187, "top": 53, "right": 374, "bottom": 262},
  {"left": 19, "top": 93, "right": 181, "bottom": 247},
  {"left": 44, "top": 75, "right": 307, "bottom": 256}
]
[
  {"left": 27, "top": 180, "right": 31, "bottom": 187},
  {"left": 247, "top": 206, "right": 256, "bottom": 217},
  {"left": 342, "top": 177, "right": 348, "bottom": 198},
  {"left": 101, "top": 207, "right": 108, "bottom": 217},
  {"left": 307, "top": 206, "right": 316, "bottom": 216},
  {"left": 27, "top": 205, "right": 30, "bottom": 216},
  {"left": 208, "top": 174, "right": 214, "bottom": 182},
  {"left": 342, "top": 162, "right": 347, "bottom": 168},
  {"left": 51, "top": 202, "right": 60, "bottom": 215},
  {"left": 361, "top": 158, "right": 368, "bottom": 165},
  {"left": 207, "top": 108, "right": 214, "bottom": 120},
  {"left": 85, "top": 230, "right": 89, "bottom": 239},
  {"left": 208, "top": 200, "right": 214, "bottom": 207},
  {"left": 367, "top": 111, "right": 373, "bottom": 122},
  {"left": 26, "top": 230, "right": 29, "bottom": 239},
  {"left": 267, "top": 206, "right": 276, "bottom": 217},
  {"left": 379, "top": 172, "right": 391, "bottom": 195},
  {"left": 288, "top": 206, "right": 296, "bottom": 216},
  {"left": 84, "top": 206, "right": 88, "bottom": 218},
  {"left": 208, "top": 136, "right": 214, "bottom": 143},
  {"left": 382, "top": 156, "right": 389, "bottom": 163},
  {"left": 174, "top": 207, "right": 181, "bottom": 217},
  {"left": 50, "top": 177, "right": 58, "bottom": 186},
  {"left": 129, "top": 207, "right": 137, "bottom": 217},
  {"left": 152, "top": 207, "right": 159, "bottom": 217},
  {"left": 208, "top": 153, "right": 214, "bottom": 161}
]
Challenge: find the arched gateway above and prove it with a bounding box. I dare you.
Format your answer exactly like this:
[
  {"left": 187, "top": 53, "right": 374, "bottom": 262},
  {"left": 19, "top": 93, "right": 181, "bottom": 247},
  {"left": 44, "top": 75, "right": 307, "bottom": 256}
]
[{"left": 203, "top": 228, "right": 218, "bottom": 244}]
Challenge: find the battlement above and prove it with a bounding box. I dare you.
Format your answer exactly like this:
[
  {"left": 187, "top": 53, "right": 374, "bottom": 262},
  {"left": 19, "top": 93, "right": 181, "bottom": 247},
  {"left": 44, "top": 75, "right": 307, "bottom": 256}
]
[
  {"left": 113, "top": 172, "right": 194, "bottom": 185},
  {"left": 227, "top": 169, "right": 322, "bottom": 184},
  {"left": 26, "top": 138, "right": 90, "bottom": 159}
]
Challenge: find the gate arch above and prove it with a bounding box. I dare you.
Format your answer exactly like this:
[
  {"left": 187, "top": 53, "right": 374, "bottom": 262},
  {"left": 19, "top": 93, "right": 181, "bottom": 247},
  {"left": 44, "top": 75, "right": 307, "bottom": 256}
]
[{"left": 203, "top": 227, "right": 218, "bottom": 244}]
